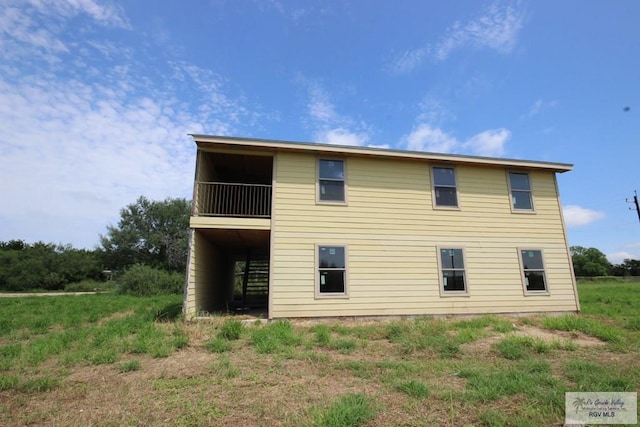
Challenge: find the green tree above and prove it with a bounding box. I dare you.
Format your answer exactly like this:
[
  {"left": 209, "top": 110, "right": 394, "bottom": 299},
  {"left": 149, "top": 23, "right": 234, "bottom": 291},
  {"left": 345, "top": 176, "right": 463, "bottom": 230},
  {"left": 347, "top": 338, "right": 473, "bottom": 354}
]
[
  {"left": 99, "top": 196, "right": 191, "bottom": 272},
  {"left": 57, "top": 245, "right": 102, "bottom": 283},
  {"left": 570, "top": 246, "right": 611, "bottom": 277},
  {"left": 0, "top": 239, "right": 27, "bottom": 250},
  {"left": 610, "top": 259, "right": 640, "bottom": 276},
  {"left": 0, "top": 241, "right": 101, "bottom": 291}
]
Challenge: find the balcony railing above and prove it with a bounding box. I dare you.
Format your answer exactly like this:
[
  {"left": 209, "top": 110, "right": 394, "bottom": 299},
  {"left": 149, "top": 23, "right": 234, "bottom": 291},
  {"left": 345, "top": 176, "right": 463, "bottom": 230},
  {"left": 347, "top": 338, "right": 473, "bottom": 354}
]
[{"left": 196, "top": 182, "right": 272, "bottom": 218}]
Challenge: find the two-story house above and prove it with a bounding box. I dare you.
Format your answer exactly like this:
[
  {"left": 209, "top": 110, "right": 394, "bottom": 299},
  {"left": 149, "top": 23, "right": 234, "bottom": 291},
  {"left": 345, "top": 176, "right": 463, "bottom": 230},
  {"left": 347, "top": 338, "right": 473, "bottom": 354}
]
[{"left": 183, "top": 135, "right": 579, "bottom": 319}]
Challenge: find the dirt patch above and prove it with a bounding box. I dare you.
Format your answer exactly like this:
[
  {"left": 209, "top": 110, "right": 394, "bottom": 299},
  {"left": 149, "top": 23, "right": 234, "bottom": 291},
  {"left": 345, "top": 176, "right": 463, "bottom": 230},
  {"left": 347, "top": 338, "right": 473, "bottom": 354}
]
[
  {"left": 66, "top": 348, "right": 214, "bottom": 384},
  {"left": 513, "top": 325, "right": 605, "bottom": 347},
  {"left": 96, "top": 310, "right": 134, "bottom": 326},
  {"left": 0, "top": 292, "right": 98, "bottom": 298},
  {"left": 462, "top": 324, "right": 605, "bottom": 354},
  {"left": 11, "top": 349, "right": 219, "bottom": 427}
]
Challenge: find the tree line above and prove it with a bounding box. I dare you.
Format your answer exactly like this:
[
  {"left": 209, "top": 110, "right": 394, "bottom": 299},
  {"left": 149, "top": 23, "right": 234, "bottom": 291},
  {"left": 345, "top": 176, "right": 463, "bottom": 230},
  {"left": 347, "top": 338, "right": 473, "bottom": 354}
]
[
  {"left": 0, "top": 196, "right": 190, "bottom": 292},
  {"left": 570, "top": 246, "right": 640, "bottom": 277}
]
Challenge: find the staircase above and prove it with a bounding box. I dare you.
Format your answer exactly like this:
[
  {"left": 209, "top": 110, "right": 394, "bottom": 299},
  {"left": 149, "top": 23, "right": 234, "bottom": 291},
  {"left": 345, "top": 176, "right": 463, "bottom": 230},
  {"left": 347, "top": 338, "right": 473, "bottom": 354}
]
[{"left": 240, "top": 253, "right": 269, "bottom": 310}]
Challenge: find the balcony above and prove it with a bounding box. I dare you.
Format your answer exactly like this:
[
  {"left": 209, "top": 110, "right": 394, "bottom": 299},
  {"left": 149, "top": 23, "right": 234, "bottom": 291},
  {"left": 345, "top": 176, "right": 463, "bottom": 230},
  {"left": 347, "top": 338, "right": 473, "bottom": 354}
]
[{"left": 195, "top": 182, "right": 272, "bottom": 218}]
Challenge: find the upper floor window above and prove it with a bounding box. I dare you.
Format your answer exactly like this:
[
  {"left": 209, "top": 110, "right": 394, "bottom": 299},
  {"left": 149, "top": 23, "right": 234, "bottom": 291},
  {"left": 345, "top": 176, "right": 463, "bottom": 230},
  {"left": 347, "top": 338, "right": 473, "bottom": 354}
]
[
  {"left": 508, "top": 172, "right": 534, "bottom": 211},
  {"left": 317, "top": 245, "right": 347, "bottom": 297},
  {"left": 318, "top": 159, "right": 345, "bottom": 202},
  {"left": 432, "top": 167, "right": 458, "bottom": 208},
  {"left": 519, "top": 249, "right": 547, "bottom": 293},
  {"left": 438, "top": 247, "right": 467, "bottom": 294}
]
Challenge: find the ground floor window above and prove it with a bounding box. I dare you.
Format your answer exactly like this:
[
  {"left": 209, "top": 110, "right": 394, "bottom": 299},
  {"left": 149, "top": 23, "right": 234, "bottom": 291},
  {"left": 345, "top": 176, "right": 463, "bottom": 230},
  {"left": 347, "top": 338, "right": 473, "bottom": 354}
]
[
  {"left": 317, "top": 245, "right": 347, "bottom": 296},
  {"left": 438, "top": 247, "right": 467, "bottom": 294},
  {"left": 519, "top": 249, "right": 547, "bottom": 292}
]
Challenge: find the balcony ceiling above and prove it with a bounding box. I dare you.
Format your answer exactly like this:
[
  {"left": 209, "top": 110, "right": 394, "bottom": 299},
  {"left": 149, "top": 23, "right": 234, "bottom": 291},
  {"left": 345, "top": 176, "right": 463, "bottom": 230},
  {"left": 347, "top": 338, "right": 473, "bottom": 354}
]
[
  {"left": 208, "top": 153, "right": 272, "bottom": 184},
  {"left": 199, "top": 228, "right": 270, "bottom": 253}
]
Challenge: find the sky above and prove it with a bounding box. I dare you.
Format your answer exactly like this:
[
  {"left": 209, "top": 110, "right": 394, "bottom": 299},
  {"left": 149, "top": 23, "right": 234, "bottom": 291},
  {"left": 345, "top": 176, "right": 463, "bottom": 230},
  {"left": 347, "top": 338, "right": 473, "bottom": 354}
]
[{"left": 1, "top": 0, "right": 639, "bottom": 263}]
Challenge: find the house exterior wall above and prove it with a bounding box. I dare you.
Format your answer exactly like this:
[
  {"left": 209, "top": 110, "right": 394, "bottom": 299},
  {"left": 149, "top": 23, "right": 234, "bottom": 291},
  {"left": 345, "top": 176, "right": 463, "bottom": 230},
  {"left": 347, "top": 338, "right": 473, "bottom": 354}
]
[
  {"left": 269, "top": 151, "right": 578, "bottom": 318},
  {"left": 185, "top": 230, "right": 223, "bottom": 316}
]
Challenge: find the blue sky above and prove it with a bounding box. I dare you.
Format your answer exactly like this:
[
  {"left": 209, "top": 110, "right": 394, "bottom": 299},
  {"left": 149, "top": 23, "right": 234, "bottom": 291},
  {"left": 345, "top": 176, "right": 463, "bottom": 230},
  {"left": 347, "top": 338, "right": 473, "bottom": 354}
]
[{"left": 1, "top": 1, "right": 639, "bottom": 262}]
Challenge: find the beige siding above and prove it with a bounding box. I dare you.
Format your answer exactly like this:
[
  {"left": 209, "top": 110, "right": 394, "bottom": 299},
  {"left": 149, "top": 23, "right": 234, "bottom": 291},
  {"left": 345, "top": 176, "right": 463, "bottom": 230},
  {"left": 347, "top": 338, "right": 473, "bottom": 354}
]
[
  {"left": 184, "top": 230, "right": 221, "bottom": 318},
  {"left": 189, "top": 216, "right": 270, "bottom": 230},
  {"left": 192, "top": 151, "right": 218, "bottom": 215},
  {"left": 270, "top": 152, "right": 578, "bottom": 318}
]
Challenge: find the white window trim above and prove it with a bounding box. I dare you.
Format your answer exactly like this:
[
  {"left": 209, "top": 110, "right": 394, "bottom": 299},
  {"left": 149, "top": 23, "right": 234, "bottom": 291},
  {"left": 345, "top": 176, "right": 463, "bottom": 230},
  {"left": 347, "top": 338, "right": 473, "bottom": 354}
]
[
  {"left": 507, "top": 170, "right": 536, "bottom": 213},
  {"left": 436, "top": 246, "right": 469, "bottom": 296},
  {"left": 431, "top": 166, "right": 460, "bottom": 210},
  {"left": 315, "top": 244, "right": 349, "bottom": 299},
  {"left": 316, "top": 158, "right": 348, "bottom": 205},
  {"left": 517, "top": 247, "right": 550, "bottom": 295}
]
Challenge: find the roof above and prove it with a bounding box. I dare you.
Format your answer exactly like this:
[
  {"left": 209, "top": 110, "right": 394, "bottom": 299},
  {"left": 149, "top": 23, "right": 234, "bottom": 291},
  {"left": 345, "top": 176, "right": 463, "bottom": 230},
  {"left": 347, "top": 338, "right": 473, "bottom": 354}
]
[{"left": 190, "top": 134, "right": 573, "bottom": 173}]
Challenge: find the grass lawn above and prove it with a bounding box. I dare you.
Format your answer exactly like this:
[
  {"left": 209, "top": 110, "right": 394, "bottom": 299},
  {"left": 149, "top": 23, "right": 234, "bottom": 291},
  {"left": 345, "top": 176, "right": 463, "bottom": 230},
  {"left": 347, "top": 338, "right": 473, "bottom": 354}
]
[{"left": 0, "top": 282, "right": 639, "bottom": 426}]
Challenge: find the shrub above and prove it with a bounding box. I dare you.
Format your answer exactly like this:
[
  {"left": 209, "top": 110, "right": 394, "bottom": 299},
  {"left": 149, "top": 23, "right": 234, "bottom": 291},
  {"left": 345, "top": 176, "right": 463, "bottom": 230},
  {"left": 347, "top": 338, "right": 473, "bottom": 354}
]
[{"left": 117, "top": 264, "right": 184, "bottom": 296}]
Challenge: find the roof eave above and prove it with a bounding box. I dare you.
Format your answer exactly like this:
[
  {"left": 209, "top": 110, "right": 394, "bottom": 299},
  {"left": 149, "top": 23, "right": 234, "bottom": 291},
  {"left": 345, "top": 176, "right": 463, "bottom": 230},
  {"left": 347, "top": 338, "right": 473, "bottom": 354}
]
[{"left": 189, "top": 134, "right": 573, "bottom": 173}]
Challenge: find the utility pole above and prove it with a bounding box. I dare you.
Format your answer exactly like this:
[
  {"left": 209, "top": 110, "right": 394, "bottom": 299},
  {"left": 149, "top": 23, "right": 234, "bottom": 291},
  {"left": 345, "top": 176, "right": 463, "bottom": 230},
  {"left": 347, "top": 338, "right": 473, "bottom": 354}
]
[{"left": 626, "top": 191, "right": 640, "bottom": 224}]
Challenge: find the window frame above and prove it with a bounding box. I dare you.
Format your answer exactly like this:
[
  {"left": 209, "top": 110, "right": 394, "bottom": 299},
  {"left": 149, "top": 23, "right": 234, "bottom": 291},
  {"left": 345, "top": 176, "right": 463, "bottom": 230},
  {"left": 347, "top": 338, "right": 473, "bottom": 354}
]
[
  {"left": 518, "top": 248, "right": 549, "bottom": 295},
  {"left": 436, "top": 246, "right": 469, "bottom": 296},
  {"left": 316, "top": 158, "right": 347, "bottom": 204},
  {"left": 431, "top": 166, "right": 460, "bottom": 209},
  {"left": 507, "top": 171, "right": 535, "bottom": 213},
  {"left": 315, "top": 244, "right": 349, "bottom": 299}
]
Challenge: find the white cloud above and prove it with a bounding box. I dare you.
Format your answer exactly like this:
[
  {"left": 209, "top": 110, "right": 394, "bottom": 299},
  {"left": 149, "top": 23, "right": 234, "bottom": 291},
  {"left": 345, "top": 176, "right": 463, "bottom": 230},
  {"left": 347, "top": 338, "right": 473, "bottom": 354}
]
[
  {"left": 308, "top": 83, "right": 340, "bottom": 124},
  {"left": 405, "top": 124, "right": 458, "bottom": 153},
  {"left": 608, "top": 243, "right": 640, "bottom": 263},
  {"left": 0, "top": 0, "right": 129, "bottom": 65},
  {"left": 522, "top": 99, "right": 558, "bottom": 120},
  {"left": 562, "top": 205, "right": 605, "bottom": 227},
  {"left": 314, "top": 128, "right": 369, "bottom": 146},
  {"left": 463, "top": 129, "right": 509, "bottom": 157},
  {"left": 0, "top": 73, "right": 231, "bottom": 247},
  {"left": 417, "top": 96, "right": 455, "bottom": 125},
  {"left": 402, "top": 124, "right": 509, "bottom": 157},
  {"left": 53, "top": 0, "right": 129, "bottom": 27},
  {"left": 252, "top": 1, "right": 323, "bottom": 24},
  {"left": 387, "top": 2, "right": 525, "bottom": 73},
  {"left": 0, "top": 1, "right": 262, "bottom": 248},
  {"left": 387, "top": 48, "right": 427, "bottom": 74},
  {"left": 607, "top": 251, "right": 637, "bottom": 264},
  {"left": 435, "top": 2, "right": 525, "bottom": 61},
  {"left": 303, "top": 80, "right": 372, "bottom": 146},
  {"left": 527, "top": 99, "right": 544, "bottom": 118}
]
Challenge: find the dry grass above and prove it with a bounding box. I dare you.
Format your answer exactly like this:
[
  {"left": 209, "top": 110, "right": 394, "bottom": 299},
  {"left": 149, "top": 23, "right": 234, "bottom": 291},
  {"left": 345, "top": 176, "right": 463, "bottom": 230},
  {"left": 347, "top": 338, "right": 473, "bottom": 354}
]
[
  {"left": 0, "top": 318, "right": 632, "bottom": 426},
  {"left": 1, "top": 283, "right": 639, "bottom": 426}
]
